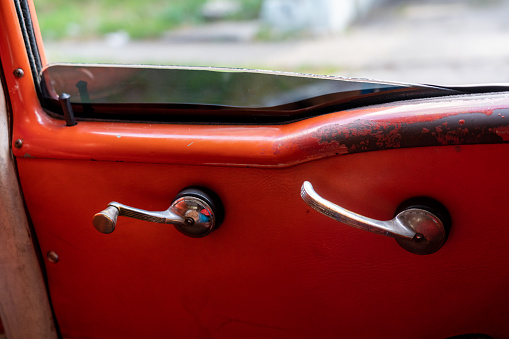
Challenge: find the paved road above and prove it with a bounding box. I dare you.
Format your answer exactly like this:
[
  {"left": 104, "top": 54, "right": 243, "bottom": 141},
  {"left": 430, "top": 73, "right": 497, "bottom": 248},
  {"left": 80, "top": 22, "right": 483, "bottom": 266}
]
[{"left": 43, "top": 0, "right": 509, "bottom": 85}]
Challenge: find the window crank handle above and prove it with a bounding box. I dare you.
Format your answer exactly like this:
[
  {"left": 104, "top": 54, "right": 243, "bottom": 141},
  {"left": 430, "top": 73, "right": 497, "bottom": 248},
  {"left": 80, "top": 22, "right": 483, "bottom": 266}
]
[
  {"left": 301, "top": 181, "right": 450, "bottom": 255},
  {"left": 93, "top": 187, "right": 223, "bottom": 238}
]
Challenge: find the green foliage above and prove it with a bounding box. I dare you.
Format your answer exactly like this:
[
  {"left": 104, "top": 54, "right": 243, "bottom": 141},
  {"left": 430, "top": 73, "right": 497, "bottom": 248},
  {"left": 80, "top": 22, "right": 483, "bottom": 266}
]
[
  {"left": 34, "top": 0, "right": 262, "bottom": 40},
  {"left": 226, "top": 0, "right": 262, "bottom": 20}
]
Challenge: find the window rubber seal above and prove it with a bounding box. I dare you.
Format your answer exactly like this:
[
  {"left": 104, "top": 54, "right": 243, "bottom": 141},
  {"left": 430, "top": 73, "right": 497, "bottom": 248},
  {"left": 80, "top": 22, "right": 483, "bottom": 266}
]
[{"left": 13, "top": 0, "right": 43, "bottom": 95}]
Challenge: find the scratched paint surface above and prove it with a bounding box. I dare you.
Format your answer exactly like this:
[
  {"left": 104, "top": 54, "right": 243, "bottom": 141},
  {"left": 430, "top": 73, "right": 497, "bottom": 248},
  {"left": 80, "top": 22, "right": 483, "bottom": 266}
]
[{"left": 307, "top": 109, "right": 509, "bottom": 155}]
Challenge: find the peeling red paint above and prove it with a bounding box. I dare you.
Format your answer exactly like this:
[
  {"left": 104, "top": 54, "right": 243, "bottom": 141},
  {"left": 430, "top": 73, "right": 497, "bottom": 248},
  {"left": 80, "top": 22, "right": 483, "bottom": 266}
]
[
  {"left": 270, "top": 103, "right": 509, "bottom": 163},
  {"left": 495, "top": 126, "right": 509, "bottom": 140},
  {"left": 432, "top": 127, "right": 469, "bottom": 146},
  {"left": 310, "top": 120, "right": 404, "bottom": 153},
  {"left": 304, "top": 111, "right": 508, "bottom": 156}
]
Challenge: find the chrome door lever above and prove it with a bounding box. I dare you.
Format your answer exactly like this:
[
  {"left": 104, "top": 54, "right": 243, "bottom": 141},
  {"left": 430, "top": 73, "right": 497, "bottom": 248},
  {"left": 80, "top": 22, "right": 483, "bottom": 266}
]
[
  {"left": 301, "top": 181, "right": 449, "bottom": 254},
  {"left": 93, "top": 187, "right": 223, "bottom": 238}
]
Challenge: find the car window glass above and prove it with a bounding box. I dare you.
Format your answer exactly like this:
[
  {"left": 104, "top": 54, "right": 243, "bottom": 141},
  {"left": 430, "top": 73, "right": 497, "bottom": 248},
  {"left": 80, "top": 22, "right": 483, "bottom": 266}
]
[
  {"left": 40, "top": 63, "right": 463, "bottom": 123},
  {"left": 31, "top": 0, "right": 509, "bottom": 123}
]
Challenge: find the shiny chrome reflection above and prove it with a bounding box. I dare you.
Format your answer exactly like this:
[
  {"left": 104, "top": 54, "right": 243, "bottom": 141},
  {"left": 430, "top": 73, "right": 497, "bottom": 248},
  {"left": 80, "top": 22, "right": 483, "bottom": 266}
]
[
  {"left": 301, "top": 181, "right": 448, "bottom": 255},
  {"left": 93, "top": 187, "right": 221, "bottom": 238}
]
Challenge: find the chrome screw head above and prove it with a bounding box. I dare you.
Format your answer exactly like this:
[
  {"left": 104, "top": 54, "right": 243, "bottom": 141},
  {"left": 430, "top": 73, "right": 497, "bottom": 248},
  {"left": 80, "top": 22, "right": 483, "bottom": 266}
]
[
  {"left": 14, "top": 139, "right": 23, "bottom": 149},
  {"left": 47, "top": 251, "right": 59, "bottom": 263},
  {"left": 13, "top": 68, "right": 24, "bottom": 78}
]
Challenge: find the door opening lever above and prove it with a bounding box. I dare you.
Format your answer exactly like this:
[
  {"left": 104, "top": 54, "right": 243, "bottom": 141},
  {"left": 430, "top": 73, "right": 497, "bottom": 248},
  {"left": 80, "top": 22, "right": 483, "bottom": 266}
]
[
  {"left": 93, "top": 187, "right": 223, "bottom": 238},
  {"left": 301, "top": 181, "right": 450, "bottom": 255}
]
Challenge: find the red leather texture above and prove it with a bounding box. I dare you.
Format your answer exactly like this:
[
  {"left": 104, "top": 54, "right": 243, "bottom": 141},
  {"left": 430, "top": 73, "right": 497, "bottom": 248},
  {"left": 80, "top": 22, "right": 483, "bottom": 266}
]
[{"left": 17, "top": 144, "right": 509, "bottom": 338}]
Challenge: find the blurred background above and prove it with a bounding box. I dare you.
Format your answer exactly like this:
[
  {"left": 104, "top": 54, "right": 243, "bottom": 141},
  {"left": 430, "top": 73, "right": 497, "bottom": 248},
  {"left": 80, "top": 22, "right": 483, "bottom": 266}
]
[{"left": 35, "top": 0, "right": 509, "bottom": 85}]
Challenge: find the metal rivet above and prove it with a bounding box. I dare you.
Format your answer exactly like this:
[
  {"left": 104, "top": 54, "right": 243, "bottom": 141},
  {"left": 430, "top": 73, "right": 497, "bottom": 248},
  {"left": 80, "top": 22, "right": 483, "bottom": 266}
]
[
  {"left": 47, "top": 251, "right": 59, "bottom": 263},
  {"left": 14, "top": 139, "right": 23, "bottom": 149},
  {"left": 13, "top": 68, "right": 24, "bottom": 78}
]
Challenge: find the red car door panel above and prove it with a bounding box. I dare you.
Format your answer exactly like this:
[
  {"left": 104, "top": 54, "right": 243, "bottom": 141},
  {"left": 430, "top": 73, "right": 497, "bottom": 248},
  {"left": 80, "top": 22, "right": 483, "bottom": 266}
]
[
  {"left": 17, "top": 142, "right": 509, "bottom": 338},
  {"left": 2, "top": 0, "right": 509, "bottom": 337}
]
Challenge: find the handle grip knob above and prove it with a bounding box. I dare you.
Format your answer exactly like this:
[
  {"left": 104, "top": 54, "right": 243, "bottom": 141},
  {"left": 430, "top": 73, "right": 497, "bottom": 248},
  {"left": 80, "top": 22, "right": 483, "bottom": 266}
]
[{"left": 93, "top": 206, "right": 119, "bottom": 234}]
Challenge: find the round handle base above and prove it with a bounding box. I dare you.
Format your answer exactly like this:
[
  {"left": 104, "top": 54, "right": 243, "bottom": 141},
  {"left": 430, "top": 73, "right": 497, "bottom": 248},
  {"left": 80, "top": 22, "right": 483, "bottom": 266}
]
[
  {"left": 394, "top": 209, "right": 446, "bottom": 255},
  {"left": 172, "top": 187, "right": 224, "bottom": 238},
  {"left": 394, "top": 197, "right": 451, "bottom": 255}
]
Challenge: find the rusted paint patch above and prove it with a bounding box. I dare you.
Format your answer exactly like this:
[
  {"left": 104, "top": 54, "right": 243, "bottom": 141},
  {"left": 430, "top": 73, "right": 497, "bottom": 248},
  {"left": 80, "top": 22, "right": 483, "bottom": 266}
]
[
  {"left": 495, "top": 125, "right": 509, "bottom": 139},
  {"left": 313, "top": 120, "right": 403, "bottom": 152},
  {"left": 305, "top": 109, "right": 509, "bottom": 155}
]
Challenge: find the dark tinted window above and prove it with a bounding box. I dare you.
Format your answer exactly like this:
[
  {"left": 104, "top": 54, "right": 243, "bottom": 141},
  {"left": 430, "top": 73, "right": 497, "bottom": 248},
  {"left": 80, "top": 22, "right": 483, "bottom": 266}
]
[{"left": 40, "top": 64, "right": 460, "bottom": 123}]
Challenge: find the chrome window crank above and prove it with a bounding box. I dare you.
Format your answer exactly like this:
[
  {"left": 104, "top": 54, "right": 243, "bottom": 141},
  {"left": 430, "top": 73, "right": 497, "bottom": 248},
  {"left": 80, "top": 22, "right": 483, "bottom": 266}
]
[
  {"left": 93, "top": 187, "right": 223, "bottom": 238},
  {"left": 301, "top": 181, "right": 450, "bottom": 255}
]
